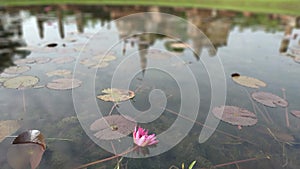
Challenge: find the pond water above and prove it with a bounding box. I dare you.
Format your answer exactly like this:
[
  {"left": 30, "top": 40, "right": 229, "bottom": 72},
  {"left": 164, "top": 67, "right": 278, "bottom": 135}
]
[{"left": 0, "top": 5, "right": 300, "bottom": 169}]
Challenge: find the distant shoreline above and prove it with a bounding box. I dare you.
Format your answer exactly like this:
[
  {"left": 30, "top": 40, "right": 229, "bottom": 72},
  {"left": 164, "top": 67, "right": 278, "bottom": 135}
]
[{"left": 0, "top": 0, "right": 299, "bottom": 16}]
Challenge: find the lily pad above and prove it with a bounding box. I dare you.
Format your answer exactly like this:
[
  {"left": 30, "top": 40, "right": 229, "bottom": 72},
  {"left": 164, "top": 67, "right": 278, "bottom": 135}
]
[
  {"left": 51, "top": 56, "right": 75, "bottom": 64},
  {"left": 80, "top": 55, "right": 116, "bottom": 68},
  {"left": 13, "top": 130, "right": 46, "bottom": 150},
  {"left": 90, "top": 115, "right": 136, "bottom": 140},
  {"left": 8, "top": 130, "right": 46, "bottom": 169},
  {"left": 212, "top": 105, "right": 258, "bottom": 127},
  {"left": 0, "top": 73, "right": 17, "bottom": 83},
  {"left": 97, "top": 88, "right": 135, "bottom": 102},
  {"left": 7, "top": 144, "right": 45, "bottom": 169},
  {"left": 93, "top": 55, "right": 117, "bottom": 62},
  {"left": 3, "top": 76, "right": 39, "bottom": 89},
  {"left": 4, "top": 65, "right": 31, "bottom": 74},
  {"left": 170, "top": 42, "right": 189, "bottom": 49},
  {"left": 291, "top": 110, "right": 300, "bottom": 118},
  {"left": 0, "top": 120, "right": 20, "bottom": 143},
  {"left": 251, "top": 91, "right": 288, "bottom": 108},
  {"left": 294, "top": 57, "right": 300, "bottom": 63},
  {"left": 46, "top": 78, "right": 82, "bottom": 90},
  {"left": 231, "top": 73, "right": 266, "bottom": 88},
  {"left": 165, "top": 41, "right": 189, "bottom": 52},
  {"left": 80, "top": 59, "right": 109, "bottom": 68},
  {"left": 14, "top": 57, "right": 51, "bottom": 65},
  {"left": 46, "top": 69, "right": 72, "bottom": 77}
]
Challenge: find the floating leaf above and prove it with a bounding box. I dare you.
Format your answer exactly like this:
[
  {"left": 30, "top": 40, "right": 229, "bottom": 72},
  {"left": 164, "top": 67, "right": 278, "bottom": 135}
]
[
  {"left": 165, "top": 41, "right": 189, "bottom": 52},
  {"left": 291, "top": 110, "right": 300, "bottom": 118},
  {"left": 46, "top": 69, "right": 72, "bottom": 77},
  {"left": 14, "top": 57, "right": 51, "bottom": 65},
  {"left": 266, "top": 128, "right": 295, "bottom": 143},
  {"left": 294, "top": 57, "right": 300, "bottom": 63},
  {"left": 13, "top": 130, "right": 46, "bottom": 150},
  {"left": 7, "top": 144, "right": 45, "bottom": 169},
  {"left": 46, "top": 78, "right": 82, "bottom": 90},
  {"left": 231, "top": 73, "right": 266, "bottom": 88},
  {"left": 80, "top": 55, "right": 116, "bottom": 68},
  {"left": 0, "top": 73, "right": 17, "bottom": 83},
  {"left": 170, "top": 42, "right": 189, "bottom": 49},
  {"left": 251, "top": 91, "right": 288, "bottom": 108},
  {"left": 8, "top": 130, "right": 45, "bottom": 169},
  {"left": 90, "top": 115, "right": 136, "bottom": 140},
  {"left": 0, "top": 120, "right": 20, "bottom": 143},
  {"left": 212, "top": 105, "right": 258, "bottom": 127},
  {"left": 4, "top": 65, "right": 31, "bottom": 74},
  {"left": 3, "top": 76, "right": 39, "bottom": 89},
  {"left": 97, "top": 88, "right": 135, "bottom": 102},
  {"left": 93, "top": 55, "right": 117, "bottom": 62},
  {"left": 51, "top": 56, "right": 75, "bottom": 64}
]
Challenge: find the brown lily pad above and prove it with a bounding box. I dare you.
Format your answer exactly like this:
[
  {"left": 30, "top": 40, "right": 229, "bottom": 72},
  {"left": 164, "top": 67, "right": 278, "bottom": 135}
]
[
  {"left": 97, "top": 88, "right": 135, "bottom": 102},
  {"left": 251, "top": 91, "right": 288, "bottom": 108},
  {"left": 4, "top": 65, "right": 31, "bottom": 74},
  {"left": 3, "top": 76, "right": 39, "bottom": 89},
  {"left": 13, "top": 130, "right": 46, "bottom": 150},
  {"left": 14, "top": 57, "right": 51, "bottom": 65},
  {"left": 51, "top": 56, "right": 75, "bottom": 64},
  {"left": 0, "top": 120, "right": 20, "bottom": 143},
  {"left": 8, "top": 130, "right": 46, "bottom": 169},
  {"left": 212, "top": 105, "right": 258, "bottom": 127},
  {"left": 7, "top": 144, "right": 45, "bottom": 169},
  {"left": 231, "top": 73, "right": 266, "bottom": 88},
  {"left": 291, "top": 110, "right": 300, "bottom": 118},
  {"left": 46, "top": 78, "right": 82, "bottom": 90},
  {"left": 90, "top": 115, "right": 136, "bottom": 140}
]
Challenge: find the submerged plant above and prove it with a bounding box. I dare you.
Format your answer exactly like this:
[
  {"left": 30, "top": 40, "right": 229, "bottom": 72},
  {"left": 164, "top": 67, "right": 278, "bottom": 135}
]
[{"left": 169, "top": 160, "right": 196, "bottom": 169}]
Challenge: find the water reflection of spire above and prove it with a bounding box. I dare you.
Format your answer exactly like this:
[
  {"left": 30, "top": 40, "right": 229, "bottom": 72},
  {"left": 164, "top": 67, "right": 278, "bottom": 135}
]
[
  {"left": 57, "top": 9, "right": 65, "bottom": 39},
  {"left": 186, "top": 8, "right": 231, "bottom": 57},
  {"left": 0, "top": 11, "right": 28, "bottom": 71},
  {"left": 36, "top": 15, "right": 45, "bottom": 39}
]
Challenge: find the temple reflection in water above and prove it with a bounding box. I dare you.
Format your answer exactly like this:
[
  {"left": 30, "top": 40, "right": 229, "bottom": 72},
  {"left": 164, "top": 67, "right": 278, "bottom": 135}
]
[{"left": 0, "top": 5, "right": 299, "bottom": 70}]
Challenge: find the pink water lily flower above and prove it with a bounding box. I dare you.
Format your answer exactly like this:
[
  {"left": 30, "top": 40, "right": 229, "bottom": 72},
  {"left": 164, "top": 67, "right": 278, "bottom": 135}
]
[{"left": 133, "top": 126, "right": 159, "bottom": 147}]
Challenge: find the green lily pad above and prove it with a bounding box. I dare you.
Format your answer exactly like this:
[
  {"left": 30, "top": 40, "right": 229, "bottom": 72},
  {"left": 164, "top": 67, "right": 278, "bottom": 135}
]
[
  {"left": 51, "top": 56, "right": 75, "bottom": 64},
  {"left": 46, "top": 69, "right": 72, "bottom": 77},
  {"left": 0, "top": 73, "right": 16, "bottom": 83},
  {"left": 165, "top": 41, "right": 189, "bottom": 52},
  {"left": 0, "top": 120, "right": 20, "bottom": 143},
  {"left": 4, "top": 65, "right": 31, "bottom": 74},
  {"left": 97, "top": 88, "right": 135, "bottom": 102},
  {"left": 80, "top": 55, "right": 116, "bottom": 68},
  {"left": 46, "top": 78, "right": 82, "bottom": 90},
  {"left": 3, "top": 76, "right": 39, "bottom": 89},
  {"left": 14, "top": 57, "right": 51, "bottom": 65},
  {"left": 231, "top": 73, "right": 266, "bottom": 89},
  {"left": 93, "top": 55, "right": 117, "bottom": 62}
]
